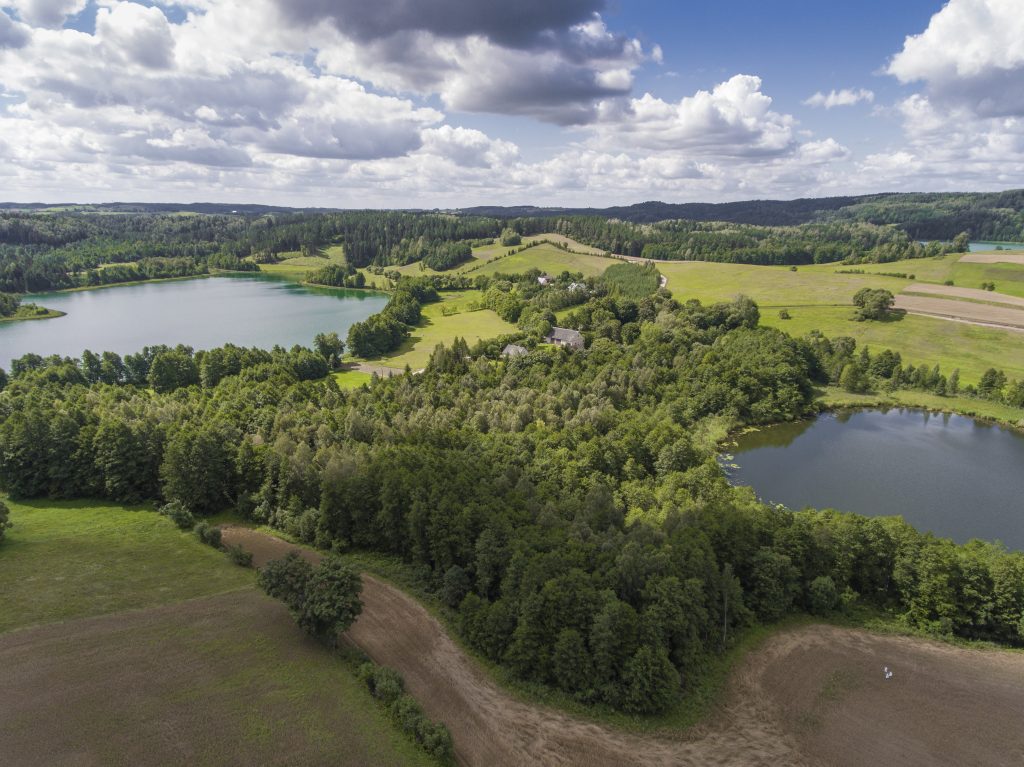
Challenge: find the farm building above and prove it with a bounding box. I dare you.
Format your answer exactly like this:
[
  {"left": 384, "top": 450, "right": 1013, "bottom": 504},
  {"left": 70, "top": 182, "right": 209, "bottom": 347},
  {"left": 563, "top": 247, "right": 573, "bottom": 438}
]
[
  {"left": 544, "top": 327, "right": 584, "bottom": 350},
  {"left": 501, "top": 343, "right": 529, "bottom": 358}
]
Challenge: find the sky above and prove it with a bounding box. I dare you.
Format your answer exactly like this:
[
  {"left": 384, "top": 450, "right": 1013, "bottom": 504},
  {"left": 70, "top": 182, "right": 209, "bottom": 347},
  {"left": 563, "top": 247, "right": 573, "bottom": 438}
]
[{"left": 0, "top": 0, "right": 1022, "bottom": 207}]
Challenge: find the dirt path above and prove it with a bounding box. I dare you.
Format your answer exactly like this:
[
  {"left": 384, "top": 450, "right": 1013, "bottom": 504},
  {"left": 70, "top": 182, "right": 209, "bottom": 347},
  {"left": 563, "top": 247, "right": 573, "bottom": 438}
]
[
  {"left": 221, "top": 527, "right": 1024, "bottom": 767},
  {"left": 894, "top": 294, "right": 1024, "bottom": 332},
  {"left": 902, "top": 282, "right": 1024, "bottom": 308},
  {"left": 960, "top": 252, "right": 1024, "bottom": 264}
]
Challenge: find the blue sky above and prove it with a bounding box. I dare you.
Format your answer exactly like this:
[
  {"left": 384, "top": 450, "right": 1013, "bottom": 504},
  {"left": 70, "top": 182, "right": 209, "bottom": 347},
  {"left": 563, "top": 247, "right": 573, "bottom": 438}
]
[{"left": 0, "top": 0, "right": 1022, "bottom": 206}]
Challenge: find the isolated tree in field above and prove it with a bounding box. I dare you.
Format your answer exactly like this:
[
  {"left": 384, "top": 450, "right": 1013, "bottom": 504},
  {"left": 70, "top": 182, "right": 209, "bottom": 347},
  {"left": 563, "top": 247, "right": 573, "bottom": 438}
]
[
  {"left": 296, "top": 556, "right": 363, "bottom": 643},
  {"left": 314, "top": 332, "right": 345, "bottom": 369},
  {"left": 0, "top": 499, "right": 11, "bottom": 543},
  {"left": 852, "top": 288, "right": 895, "bottom": 321}
]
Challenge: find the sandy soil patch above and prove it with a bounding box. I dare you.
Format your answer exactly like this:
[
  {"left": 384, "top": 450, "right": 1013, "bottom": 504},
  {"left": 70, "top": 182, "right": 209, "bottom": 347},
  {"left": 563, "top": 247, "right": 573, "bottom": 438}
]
[
  {"left": 902, "top": 282, "right": 1024, "bottom": 309},
  {"left": 894, "top": 294, "right": 1024, "bottom": 332},
  {"left": 222, "top": 527, "right": 1024, "bottom": 767},
  {"left": 960, "top": 253, "right": 1024, "bottom": 264}
]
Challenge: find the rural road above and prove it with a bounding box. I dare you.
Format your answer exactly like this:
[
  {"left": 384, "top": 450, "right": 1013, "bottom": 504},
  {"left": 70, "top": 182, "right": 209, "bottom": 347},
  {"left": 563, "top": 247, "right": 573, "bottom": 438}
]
[{"left": 221, "top": 527, "right": 1024, "bottom": 767}]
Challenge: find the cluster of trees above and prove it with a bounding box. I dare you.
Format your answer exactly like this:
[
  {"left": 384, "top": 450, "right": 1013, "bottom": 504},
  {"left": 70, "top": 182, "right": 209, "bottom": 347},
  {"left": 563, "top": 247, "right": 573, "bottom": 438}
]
[
  {"left": 4, "top": 293, "right": 1022, "bottom": 715},
  {"left": 0, "top": 292, "right": 21, "bottom": 317},
  {"left": 346, "top": 278, "right": 439, "bottom": 358},
  {"left": 602, "top": 262, "right": 661, "bottom": 298},
  {"left": 306, "top": 263, "right": 366, "bottom": 289}
]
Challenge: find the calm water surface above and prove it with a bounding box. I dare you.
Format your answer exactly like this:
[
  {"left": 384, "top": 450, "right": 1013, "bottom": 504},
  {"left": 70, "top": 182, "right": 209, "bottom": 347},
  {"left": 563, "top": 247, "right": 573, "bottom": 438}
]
[
  {"left": 0, "top": 274, "right": 388, "bottom": 370},
  {"left": 727, "top": 409, "right": 1024, "bottom": 549}
]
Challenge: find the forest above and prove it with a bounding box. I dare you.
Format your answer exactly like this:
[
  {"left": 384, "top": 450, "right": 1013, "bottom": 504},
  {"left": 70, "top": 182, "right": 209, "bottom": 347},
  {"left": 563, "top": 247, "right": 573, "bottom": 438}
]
[{"left": 2, "top": 290, "right": 1022, "bottom": 716}]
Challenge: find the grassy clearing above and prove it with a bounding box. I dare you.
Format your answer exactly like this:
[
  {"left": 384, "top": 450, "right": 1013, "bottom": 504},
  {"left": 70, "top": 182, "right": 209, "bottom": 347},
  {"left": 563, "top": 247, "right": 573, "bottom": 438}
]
[
  {"left": 355, "top": 291, "right": 515, "bottom": 370},
  {"left": 0, "top": 499, "right": 253, "bottom": 633},
  {"left": 466, "top": 243, "right": 613, "bottom": 278},
  {"left": 333, "top": 370, "right": 374, "bottom": 389}
]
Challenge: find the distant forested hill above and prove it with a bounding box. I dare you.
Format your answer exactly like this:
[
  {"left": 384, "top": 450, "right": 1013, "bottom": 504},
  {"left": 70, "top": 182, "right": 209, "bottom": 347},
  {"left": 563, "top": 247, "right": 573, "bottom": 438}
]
[{"left": 461, "top": 190, "right": 1024, "bottom": 241}]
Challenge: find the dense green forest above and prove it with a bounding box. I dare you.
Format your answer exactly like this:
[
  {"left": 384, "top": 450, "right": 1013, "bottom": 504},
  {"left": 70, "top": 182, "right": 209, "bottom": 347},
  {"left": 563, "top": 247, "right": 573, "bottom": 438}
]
[{"left": 2, "top": 292, "right": 1022, "bottom": 715}]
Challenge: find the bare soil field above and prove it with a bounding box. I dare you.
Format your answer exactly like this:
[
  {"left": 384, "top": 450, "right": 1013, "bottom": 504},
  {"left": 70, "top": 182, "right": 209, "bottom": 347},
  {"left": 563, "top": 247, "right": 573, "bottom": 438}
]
[
  {"left": 894, "top": 294, "right": 1024, "bottom": 332},
  {"left": 960, "top": 252, "right": 1024, "bottom": 264},
  {"left": 222, "top": 527, "right": 1024, "bottom": 767},
  {"left": 903, "top": 282, "right": 1024, "bottom": 308},
  {"left": 0, "top": 589, "right": 432, "bottom": 767}
]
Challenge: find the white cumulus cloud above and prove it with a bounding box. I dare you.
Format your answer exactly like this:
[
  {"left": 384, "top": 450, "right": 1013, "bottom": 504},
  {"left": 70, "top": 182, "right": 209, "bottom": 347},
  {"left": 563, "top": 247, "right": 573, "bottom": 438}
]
[{"left": 803, "top": 88, "right": 874, "bottom": 109}]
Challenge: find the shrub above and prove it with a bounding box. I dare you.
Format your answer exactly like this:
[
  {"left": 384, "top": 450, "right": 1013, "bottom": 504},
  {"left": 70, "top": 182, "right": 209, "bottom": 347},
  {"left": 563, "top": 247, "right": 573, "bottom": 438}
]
[
  {"left": 0, "top": 500, "right": 11, "bottom": 544},
  {"left": 226, "top": 543, "right": 253, "bottom": 567},
  {"left": 193, "top": 520, "right": 222, "bottom": 548},
  {"left": 808, "top": 575, "right": 839, "bottom": 615},
  {"left": 159, "top": 500, "right": 195, "bottom": 530},
  {"left": 364, "top": 665, "right": 404, "bottom": 705},
  {"left": 778, "top": 309, "right": 791, "bottom": 320},
  {"left": 295, "top": 556, "right": 363, "bottom": 642}
]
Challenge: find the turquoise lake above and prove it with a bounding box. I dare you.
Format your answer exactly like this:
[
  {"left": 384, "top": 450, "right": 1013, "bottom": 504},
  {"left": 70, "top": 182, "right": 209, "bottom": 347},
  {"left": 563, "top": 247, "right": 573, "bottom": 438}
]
[{"left": 0, "top": 274, "right": 388, "bottom": 370}]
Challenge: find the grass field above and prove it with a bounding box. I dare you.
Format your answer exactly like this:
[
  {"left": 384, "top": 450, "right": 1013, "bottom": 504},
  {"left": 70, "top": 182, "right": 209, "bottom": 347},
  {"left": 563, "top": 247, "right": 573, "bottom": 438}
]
[
  {"left": 0, "top": 499, "right": 434, "bottom": 767},
  {"left": 763, "top": 305, "right": 1024, "bottom": 383},
  {"left": 465, "top": 242, "right": 612, "bottom": 279},
  {"left": 374, "top": 292, "right": 516, "bottom": 370},
  {"left": 333, "top": 370, "right": 374, "bottom": 389},
  {"left": 0, "top": 499, "right": 253, "bottom": 633}
]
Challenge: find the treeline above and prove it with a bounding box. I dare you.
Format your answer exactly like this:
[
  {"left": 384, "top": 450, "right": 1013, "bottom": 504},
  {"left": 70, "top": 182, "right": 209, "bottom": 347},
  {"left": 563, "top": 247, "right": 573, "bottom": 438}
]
[
  {"left": 3, "top": 296, "right": 1022, "bottom": 716},
  {"left": 346, "top": 279, "right": 439, "bottom": 358},
  {"left": 506, "top": 216, "right": 968, "bottom": 264}
]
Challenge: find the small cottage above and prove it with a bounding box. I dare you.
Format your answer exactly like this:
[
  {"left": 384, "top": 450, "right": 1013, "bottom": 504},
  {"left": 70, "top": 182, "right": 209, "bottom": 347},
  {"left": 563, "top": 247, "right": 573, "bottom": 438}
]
[
  {"left": 543, "top": 327, "right": 584, "bottom": 350},
  {"left": 501, "top": 343, "right": 529, "bottom": 358}
]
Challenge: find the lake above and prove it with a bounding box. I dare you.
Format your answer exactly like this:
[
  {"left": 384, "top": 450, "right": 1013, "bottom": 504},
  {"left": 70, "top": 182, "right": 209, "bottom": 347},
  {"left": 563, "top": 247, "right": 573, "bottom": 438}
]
[
  {"left": 0, "top": 274, "right": 389, "bottom": 370},
  {"left": 726, "top": 408, "right": 1024, "bottom": 549}
]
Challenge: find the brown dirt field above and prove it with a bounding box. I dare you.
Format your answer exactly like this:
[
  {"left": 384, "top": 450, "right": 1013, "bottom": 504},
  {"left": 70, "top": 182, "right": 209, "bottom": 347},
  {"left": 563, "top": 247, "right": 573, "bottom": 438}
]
[
  {"left": 894, "top": 294, "right": 1024, "bottom": 332},
  {"left": 902, "top": 282, "right": 1024, "bottom": 309},
  {"left": 0, "top": 589, "right": 431, "bottom": 767},
  {"left": 960, "top": 253, "right": 1024, "bottom": 264},
  {"left": 222, "top": 527, "right": 1024, "bottom": 767}
]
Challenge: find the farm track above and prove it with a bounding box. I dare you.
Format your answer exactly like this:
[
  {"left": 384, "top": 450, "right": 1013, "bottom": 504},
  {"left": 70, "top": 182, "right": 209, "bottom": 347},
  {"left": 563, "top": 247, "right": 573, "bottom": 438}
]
[
  {"left": 902, "top": 282, "right": 1024, "bottom": 309},
  {"left": 221, "top": 526, "right": 1024, "bottom": 767},
  {"left": 894, "top": 294, "right": 1024, "bottom": 333},
  {"left": 960, "top": 252, "right": 1024, "bottom": 264}
]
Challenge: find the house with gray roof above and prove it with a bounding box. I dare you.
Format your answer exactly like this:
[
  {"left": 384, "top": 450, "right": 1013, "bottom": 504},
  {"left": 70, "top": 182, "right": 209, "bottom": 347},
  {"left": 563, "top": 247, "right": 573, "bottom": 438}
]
[
  {"left": 543, "top": 327, "right": 584, "bottom": 350},
  {"left": 501, "top": 343, "right": 529, "bottom": 358}
]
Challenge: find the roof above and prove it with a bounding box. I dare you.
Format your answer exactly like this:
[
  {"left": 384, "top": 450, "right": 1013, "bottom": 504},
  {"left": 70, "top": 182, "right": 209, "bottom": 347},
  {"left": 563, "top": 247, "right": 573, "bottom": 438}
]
[
  {"left": 546, "top": 327, "right": 584, "bottom": 344},
  {"left": 501, "top": 343, "right": 529, "bottom": 357}
]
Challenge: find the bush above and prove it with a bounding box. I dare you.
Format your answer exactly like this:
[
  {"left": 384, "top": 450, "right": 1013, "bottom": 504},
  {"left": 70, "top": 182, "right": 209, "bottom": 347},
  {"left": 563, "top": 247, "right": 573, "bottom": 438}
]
[
  {"left": 0, "top": 500, "right": 11, "bottom": 544},
  {"left": 808, "top": 575, "right": 839, "bottom": 615},
  {"left": 778, "top": 309, "right": 791, "bottom": 320},
  {"left": 159, "top": 500, "right": 195, "bottom": 530},
  {"left": 362, "top": 664, "right": 404, "bottom": 705},
  {"left": 226, "top": 543, "right": 253, "bottom": 567},
  {"left": 193, "top": 520, "right": 222, "bottom": 548}
]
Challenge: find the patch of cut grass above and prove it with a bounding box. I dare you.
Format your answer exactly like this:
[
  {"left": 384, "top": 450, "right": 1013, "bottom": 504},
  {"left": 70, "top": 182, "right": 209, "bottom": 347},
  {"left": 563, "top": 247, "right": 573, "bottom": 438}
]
[
  {"left": 333, "top": 370, "right": 374, "bottom": 389},
  {"left": 0, "top": 499, "right": 253, "bottom": 633}
]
